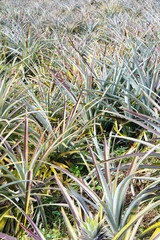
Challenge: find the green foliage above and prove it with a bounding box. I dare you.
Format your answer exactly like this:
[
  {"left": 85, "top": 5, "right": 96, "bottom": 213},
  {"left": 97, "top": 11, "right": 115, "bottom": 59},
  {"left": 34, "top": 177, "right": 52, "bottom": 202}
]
[
  {"left": 19, "top": 224, "right": 68, "bottom": 240},
  {"left": 0, "top": 0, "right": 160, "bottom": 239},
  {"left": 54, "top": 139, "right": 160, "bottom": 239}
]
